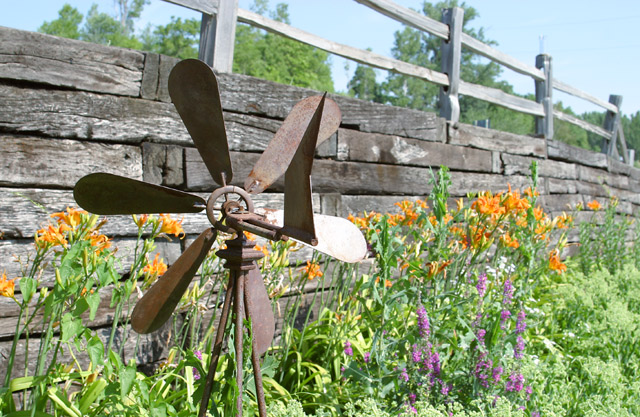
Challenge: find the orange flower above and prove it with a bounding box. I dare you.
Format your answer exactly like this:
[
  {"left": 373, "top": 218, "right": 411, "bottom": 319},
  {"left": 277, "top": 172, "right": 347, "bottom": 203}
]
[
  {"left": 374, "top": 276, "right": 393, "bottom": 288},
  {"left": 51, "top": 207, "right": 87, "bottom": 228},
  {"left": 255, "top": 244, "right": 269, "bottom": 257},
  {"left": 143, "top": 253, "right": 168, "bottom": 277},
  {"left": 500, "top": 233, "right": 520, "bottom": 249},
  {"left": 302, "top": 261, "right": 323, "bottom": 280},
  {"left": 348, "top": 214, "right": 369, "bottom": 230},
  {"left": 587, "top": 200, "right": 602, "bottom": 211},
  {"left": 88, "top": 231, "right": 111, "bottom": 253},
  {"left": 472, "top": 192, "right": 505, "bottom": 217},
  {"left": 425, "top": 259, "right": 452, "bottom": 278},
  {"left": 133, "top": 214, "right": 149, "bottom": 228},
  {"left": 159, "top": 214, "right": 184, "bottom": 238},
  {"left": 549, "top": 249, "right": 567, "bottom": 273},
  {"left": 532, "top": 207, "right": 546, "bottom": 222},
  {"left": 554, "top": 212, "right": 572, "bottom": 229},
  {"left": 0, "top": 272, "right": 15, "bottom": 298},
  {"left": 244, "top": 231, "right": 257, "bottom": 241},
  {"left": 35, "top": 224, "right": 70, "bottom": 248},
  {"left": 503, "top": 186, "right": 531, "bottom": 214},
  {"left": 524, "top": 187, "right": 539, "bottom": 198}
]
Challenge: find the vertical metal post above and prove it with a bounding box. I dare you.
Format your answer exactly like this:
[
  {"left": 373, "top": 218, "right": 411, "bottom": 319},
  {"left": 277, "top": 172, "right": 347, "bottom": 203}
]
[
  {"left": 602, "top": 95, "right": 623, "bottom": 159},
  {"left": 535, "top": 54, "right": 553, "bottom": 140},
  {"left": 439, "top": 7, "right": 463, "bottom": 127},
  {"left": 198, "top": 0, "right": 238, "bottom": 72}
]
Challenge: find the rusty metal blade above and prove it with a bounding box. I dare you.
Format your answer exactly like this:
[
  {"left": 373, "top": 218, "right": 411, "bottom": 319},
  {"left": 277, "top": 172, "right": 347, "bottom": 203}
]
[
  {"left": 258, "top": 209, "right": 368, "bottom": 264},
  {"left": 169, "top": 59, "right": 232, "bottom": 186},
  {"left": 245, "top": 262, "right": 275, "bottom": 355},
  {"left": 74, "top": 173, "right": 205, "bottom": 215},
  {"left": 244, "top": 95, "right": 341, "bottom": 194},
  {"left": 280, "top": 94, "right": 327, "bottom": 245},
  {"left": 131, "top": 228, "right": 217, "bottom": 334}
]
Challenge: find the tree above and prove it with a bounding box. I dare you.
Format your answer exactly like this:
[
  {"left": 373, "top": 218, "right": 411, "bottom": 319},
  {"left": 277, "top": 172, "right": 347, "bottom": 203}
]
[
  {"left": 233, "top": 1, "right": 334, "bottom": 92},
  {"left": 347, "top": 61, "right": 383, "bottom": 102},
  {"left": 38, "top": 4, "right": 83, "bottom": 39},
  {"left": 141, "top": 17, "right": 200, "bottom": 60}
]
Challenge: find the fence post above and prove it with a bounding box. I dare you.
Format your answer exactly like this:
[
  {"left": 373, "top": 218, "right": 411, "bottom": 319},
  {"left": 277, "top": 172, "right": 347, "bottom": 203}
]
[
  {"left": 198, "top": 0, "right": 238, "bottom": 72},
  {"left": 602, "top": 94, "right": 623, "bottom": 159},
  {"left": 535, "top": 54, "right": 553, "bottom": 140},
  {"left": 439, "top": 7, "right": 463, "bottom": 127}
]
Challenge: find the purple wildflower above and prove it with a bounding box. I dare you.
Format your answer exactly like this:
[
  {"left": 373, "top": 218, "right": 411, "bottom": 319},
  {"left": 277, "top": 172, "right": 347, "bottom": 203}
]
[
  {"left": 505, "top": 373, "right": 525, "bottom": 392},
  {"left": 412, "top": 344, "right": 422, "bottom": 363},
  {"left": 344, "top": 340, "right": 353, "bottom": 356},
  {"left": 476, "top": 273, "right": 487, "bottom": 298},
  {"left": 476, "top": 329, "right": 486, "bottom": 347},
  {"left": 516, "top": 310, "right": 526, "bottom": 333},
  {"left": 400, "top": 368, "right": 410, "bottom": 382},
  {"left": 417, "top": 305, "right": 430, "bottom": 337},
  {"left": 193, "top": 368, "right": 201, "bottom": 380},
  {"left": 500, "top": 309, "right": 511, "bottom": 330},
  {"left": 492, "top": 366, "right": 503, "bottom": 383},
  {"left": 532, "top": 412, "right": 540, "bottom": 417},
  {"left": 441, "top": 382, "right": 452, "bottom": 396},
  {"left": 408, "top": 393, "right": 417, "bottom": 404},
  {"left": 503, "top": 279, "right": 514, "bottom": 305},
  {"left": 364, "top": 351, "right": 371, "bottom": 363},
  {"left": 514, "top": 335, "right": 525, "bottom": 360},
  {"left": 525, "top": 385, "right": 533, "bottom": 401}
]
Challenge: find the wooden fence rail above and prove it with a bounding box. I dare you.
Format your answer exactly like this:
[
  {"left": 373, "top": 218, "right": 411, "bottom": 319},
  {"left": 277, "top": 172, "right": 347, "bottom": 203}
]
[{"left": 162, "top": 0, "right": 631, "bottom": 164}]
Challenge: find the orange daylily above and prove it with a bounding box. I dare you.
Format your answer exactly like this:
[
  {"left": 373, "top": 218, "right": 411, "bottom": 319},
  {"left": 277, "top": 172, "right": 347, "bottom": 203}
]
[
  {"left": 549, "top": 249, "right": 567, "bottom": 273},
  {"left": 587, "top": 200, "right": 602, "bottom": 211},
  {"left": 302, "top": 261, "right": 323, "bottom": 280},
  {"left": 35, "top": 224, "right": 70, "bottom": 248},
  {"left": 143, "top": 253, "right": 168, "bottom": 277},
  {"left": 0, "top": 272, "right": 15, "bottom": 298},
  {"left": 159, "top": 214, "right": 184, "bottom": 238},
  {"left": 51, "top": 207, "right": 87, "bottom": 228}
]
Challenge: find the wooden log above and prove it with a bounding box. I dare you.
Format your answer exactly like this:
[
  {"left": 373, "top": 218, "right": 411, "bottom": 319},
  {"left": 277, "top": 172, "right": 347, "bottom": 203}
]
[
  {"left": 448, "top": 124, "right": 546, "bottom": 157},
  {"left": 140, "top": 52, "right": 161, "bottom": 100},
  {"left": 578, "top": 165, "right": 629, "bottom": 189},
  {"left": 538, "top": 194, "right": 584, "bottom": 212},
  {"left": 0, "top": 135, "right": 142, "bottom": 188},
  {"left": 502, "top": 154, "right": 577, "bottom": 180},
  {"left": 355, "top": 0, "right": 449, "bottom": 40},
  {"left": 552, "top": 79, "right": 618, "bottom": 113},
  {"left": 0, "top": 26, "right": 144, "bottom": 97},
  {"left": 338, "top": 128, "right": 493, "bottom": 172},
  {"left": 210, "top": 0, "right": 238, "bottom": 73},
  {"left": 547, "top": 178, "right": 578, "bottom": 195},
  {"left": 546, "top": 139, "right": 608, "bottom": 169},
  {"left": 459, "top": 81, "right": 545, "bottom": 117}
]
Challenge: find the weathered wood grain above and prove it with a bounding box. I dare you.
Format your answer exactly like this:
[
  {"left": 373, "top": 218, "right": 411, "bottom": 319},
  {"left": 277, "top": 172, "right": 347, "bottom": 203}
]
[
  {"left": 448, "top": 124, "right": 546, "bottom": 157},
  {"left": 538, "top": 194, "right": 584, "bottom": 212},
  {"left": 338, "top": 128, "right": 493, "bottom": 172},
  {"left": 547, "top": 139, "right": 608, "bottom": 169},
  {"left": 0, "top": 26, "right": 143, "bottom": 96},
  {"left": 0, "top": 135, "right": 142, "bottom": 188},
  {"left": 578, "top": 165, "right": 629, "bottom": 189},
  {"left": 547, "top": 178, "right": 578, "bottom": 194},
  {"left": 502, "top": 153, "right": 577, "bottom": 180}
]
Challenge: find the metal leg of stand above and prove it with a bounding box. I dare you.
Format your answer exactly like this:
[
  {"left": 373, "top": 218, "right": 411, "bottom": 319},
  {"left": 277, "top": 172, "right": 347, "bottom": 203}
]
[
  {"left": 234, "top": 270, "right": 245, "bottom": 416},
  {"left": 244, "top": 286, "right": 267, "bottom": 417},
  {"left": 198, "top": 276, "right": 236, "bottom": 417}
]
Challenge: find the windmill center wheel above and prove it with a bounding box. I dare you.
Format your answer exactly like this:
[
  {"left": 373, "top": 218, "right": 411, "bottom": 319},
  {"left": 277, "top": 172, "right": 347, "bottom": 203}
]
[{"left": 206, "top": 185, "right": 255, "bottom": 233}]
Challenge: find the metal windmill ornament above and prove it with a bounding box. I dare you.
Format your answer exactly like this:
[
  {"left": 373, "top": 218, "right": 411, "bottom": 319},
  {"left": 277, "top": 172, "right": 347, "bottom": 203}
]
[{"left": 72, "top": 58, "right": 367, "bottom": 416}]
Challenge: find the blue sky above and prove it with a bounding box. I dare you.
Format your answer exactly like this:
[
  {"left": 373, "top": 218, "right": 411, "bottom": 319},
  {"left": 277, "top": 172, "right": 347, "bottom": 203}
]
[{"left": 2, "top": 0, "right": 639, "bottom": 116}]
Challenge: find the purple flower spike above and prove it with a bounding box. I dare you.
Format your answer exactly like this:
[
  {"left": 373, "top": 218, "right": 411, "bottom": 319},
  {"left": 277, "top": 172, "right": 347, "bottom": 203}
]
[
  {"left": 344, "top": 340, "right": 353, "bottom": 356},
  {"left": 417, "top": 305, "right": 430, "bottom": 338},
  {"left": 476, "top": 273, "right": 487, "bottom": 298},
  {"left": 516, "top": 310, "right": 527, "bottom": 333}
]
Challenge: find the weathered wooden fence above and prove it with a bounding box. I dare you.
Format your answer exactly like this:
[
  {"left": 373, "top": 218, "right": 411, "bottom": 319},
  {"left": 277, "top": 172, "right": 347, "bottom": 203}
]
[
  {"left": 164, "top": 0, "right": 632, "bottom": 163},
  {"left": 1, "top": 25, "right": 640, "bottom": 377}
]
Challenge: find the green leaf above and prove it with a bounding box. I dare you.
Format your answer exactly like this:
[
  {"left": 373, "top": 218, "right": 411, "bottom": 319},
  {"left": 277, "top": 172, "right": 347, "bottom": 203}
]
[
  {"left": 86, "top": 291, "right": 101, "bottom": 321},
  {"left": 78, "top": 378, "right": 107, "bottom": 414},
  {"left": 60, "top": 313, "right": 82, "bottom": 342},
  {"left": 87, "top": 335, "right": 104, "bottom": 365},
  {"left": 18, "top": 277, "right": 37, "bottom": 304},
  {"left": 119, "top": 365, "right": 137, "bottom": 399},
  {"left": 73, "top": 297, "right": 90, "bottom": 317}
]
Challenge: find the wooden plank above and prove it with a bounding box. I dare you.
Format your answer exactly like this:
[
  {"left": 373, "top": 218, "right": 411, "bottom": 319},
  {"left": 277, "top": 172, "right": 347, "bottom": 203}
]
[
  {"left": 538, "top": 194, "right": 584, "bottom": 212},
  {"left": 0, "top": 26, "right": 144, "bottom": 97},
  {"left": 552, "top": 79, "right": 618, "bottom": 113},
  {"left": 141, "top": 52, "right": 160, "bottom": 100},
  {"left": 553, "top": 109, "right": 612, "bottom": 139},
  {"left": 448, "top": 124, "right": 547, "bottom": 157},
  {"left": 578, "top": 165, "right": 629, "bottom": 189},
  {"left": 535, "top": 54, "right": 553, "bottom": 139},
  {"left": 0, "top": 135, "right": 142, "bottom": 188},
  {"left": 235, "top": 8, "right": 450, "bottom": 87},
  {"left": 502, "top": 154, "right": 577, "bottom": 180},
  {"left": 354, "top": 0, "right": 449, "bottom": 40},
  {"left": 338, "top": 128, "right": 493, "bottom": 172},
  {"left": 547, "top": 178, "right": 578, "bottom": 194},
  {"left": 459, "top": 81, "right": 545, "bottom": 116},
  {"left": 546, "top": 139, "right": 608, "bottom": 169},
  {"left": 162, "top": 0, "right": 218, "bottom": 14},
  {"left": 186, "top": 148, "right": 436, "bottom": 195},
  {"left": 215, "top": 73, "right": 446, "bottom": 141},
  {"left": 210, "top": 0, "right": 238, "bottom": 73},
  {"left": 461, "top": 34, "right": 545, "bottom": 81}
]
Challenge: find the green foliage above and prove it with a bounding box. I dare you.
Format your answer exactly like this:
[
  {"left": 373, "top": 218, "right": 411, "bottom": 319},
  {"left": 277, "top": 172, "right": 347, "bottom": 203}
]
[
  {"left": 38, "top": 4, "right": 83, "bottom": 40},
  {"left": 82, "top": 4, "right": 142, "bottom": 49},
  {"left": 141, "top": 17, "right": 200, "bottom": 60},
  {"left": 233, "top": 2, "right": 334, "bottom": 92}
]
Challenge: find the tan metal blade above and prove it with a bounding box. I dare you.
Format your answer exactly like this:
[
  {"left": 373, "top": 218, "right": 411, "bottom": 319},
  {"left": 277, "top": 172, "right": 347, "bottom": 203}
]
[
  {"left": 74, "top": 173, "right": 205, "bottom": 215},
  {"left": 244, "top": 95, "right": 341, "bottom": 195},
  {"left": 258, "top": 209, "right": 368, "bottom": 264},
  {"left": 169, "top": 59, "right": 232, "bottom": 186},
  {"left": 131, "top": 228, "right": 217, "bottom": 334},
  {"left": 245, "top": 263, "right": 275, "bottom": 356}
]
